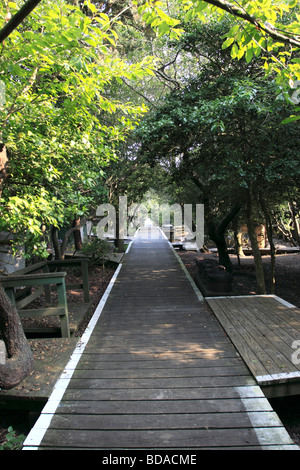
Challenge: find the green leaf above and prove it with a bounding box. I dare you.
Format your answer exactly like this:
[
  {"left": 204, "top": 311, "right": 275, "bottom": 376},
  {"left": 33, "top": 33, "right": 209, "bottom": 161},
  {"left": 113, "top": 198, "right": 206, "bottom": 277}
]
[
  {"left": 282, "top": 115, "right": 300, "bottom": 124},
  {"left": 222, "top": 37, "right": 235, "bottom": 49},
  {"left": 155, "top": 7, "right": 170, "bottom": 21},
  {"left": 227, "top": 24, "right": 240, "bottom": 37},
  {"left": 245, "top": 48, "right": 254, "bottom": 63},
  {"left": 231, "top": 44, "right": 239, "bottom": 58},
  {"left": 184, "top": 9, "right": 195, "bottom": 22},
  {"left": 158, "top": 20, "right": 170, "bottom": 35},
  {"left": 86, "top": 1, "right": 97, "bottom": 13},
  {"left": 195, "top": 1, "right": 208, "bottom": 13}
]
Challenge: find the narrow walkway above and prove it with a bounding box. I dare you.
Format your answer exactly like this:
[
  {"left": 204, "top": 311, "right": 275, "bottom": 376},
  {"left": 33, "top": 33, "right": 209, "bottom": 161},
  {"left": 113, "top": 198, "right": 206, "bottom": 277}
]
[{"left": 23, "top": 228, "right": 297, "bottom": 450}]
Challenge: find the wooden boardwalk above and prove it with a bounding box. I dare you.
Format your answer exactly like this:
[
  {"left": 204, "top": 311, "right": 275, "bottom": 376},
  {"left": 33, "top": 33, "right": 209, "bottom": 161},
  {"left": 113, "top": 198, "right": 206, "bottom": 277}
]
[
  {"left": 207, "top": 295, "right": 300, "bottom": 398},
  {"left": 23, "top": 228, "right": 298, "bottom": 450}
]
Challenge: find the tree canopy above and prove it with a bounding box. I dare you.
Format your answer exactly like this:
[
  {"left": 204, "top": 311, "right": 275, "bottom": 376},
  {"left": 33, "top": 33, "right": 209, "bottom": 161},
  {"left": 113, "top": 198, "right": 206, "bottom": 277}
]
[
  {"left": 0, "top": 0, "right": 155, "bottom": 258},
  {"left": 138, "top": 0, "right": 300, "bottom": 117},
  {"left": 0, "top": 0, "right": 299, "bottom": 268}
]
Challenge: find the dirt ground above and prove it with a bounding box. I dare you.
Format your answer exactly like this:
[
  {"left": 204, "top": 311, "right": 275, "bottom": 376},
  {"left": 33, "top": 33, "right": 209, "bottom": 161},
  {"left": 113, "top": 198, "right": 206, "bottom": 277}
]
[
  {"left": 1, "top": 251, "right": 300, "bottom": 449},
  {"left": 178, "top": 250, "right": 300, "bottom": 308}
]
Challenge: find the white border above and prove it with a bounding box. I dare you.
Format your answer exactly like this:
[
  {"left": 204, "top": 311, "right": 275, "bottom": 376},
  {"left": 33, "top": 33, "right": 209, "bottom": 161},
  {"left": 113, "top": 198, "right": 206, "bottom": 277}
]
[
  {"left": 256, "top": 371, "right": 300, "bottom": 385},
  {"left": 235, "top": 386, "right": 298, "bottom": 449},
  {"left": 156, "top": 226, "right": 204, "bottom": 302},
  {"left": 206, "top": 294, "right": 297, "bottom": 308},
  {"left": 22, "top": 241, "right": 133, "bottom": 450},
  {"left": 167, "top": 240, "right": 204, "bottom": 302}
]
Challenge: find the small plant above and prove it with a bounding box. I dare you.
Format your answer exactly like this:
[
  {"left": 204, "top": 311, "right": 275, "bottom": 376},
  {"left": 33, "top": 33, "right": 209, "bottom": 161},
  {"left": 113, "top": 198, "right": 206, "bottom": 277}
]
[
  {"left": 0, "top": 426, "right": 26, "bottom": 450},
  {"left": 81, "top": 238, "right": 112, "bottom": 265}
]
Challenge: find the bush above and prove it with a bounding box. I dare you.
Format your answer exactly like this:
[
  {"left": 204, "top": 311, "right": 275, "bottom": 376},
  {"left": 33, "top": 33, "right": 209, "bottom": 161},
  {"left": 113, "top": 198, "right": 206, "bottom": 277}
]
[
  {"left": 0, "top": 426, "right": 26, "bottom": 450},
  {"left": 80, "top": 238, "right": 112, "bottom": 265}
]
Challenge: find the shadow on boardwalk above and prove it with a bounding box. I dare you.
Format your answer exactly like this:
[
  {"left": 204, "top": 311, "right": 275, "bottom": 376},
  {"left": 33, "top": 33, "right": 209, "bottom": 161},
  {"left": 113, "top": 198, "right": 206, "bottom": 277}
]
[{"left": 22, "top": 227, "right": 298, "bottom": 450}]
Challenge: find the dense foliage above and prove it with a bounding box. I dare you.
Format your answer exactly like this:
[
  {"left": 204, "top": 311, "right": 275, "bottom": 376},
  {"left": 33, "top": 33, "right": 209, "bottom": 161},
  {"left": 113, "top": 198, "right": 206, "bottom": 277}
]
[
  {"left": 131, "top": 4, "right": 300, "bottom": 290},
  {"left": 0, "top": 0, "right": 299, "bottom": 272},
  {"left": 0, "top": 0, "right": 154, "bottom": 258}
]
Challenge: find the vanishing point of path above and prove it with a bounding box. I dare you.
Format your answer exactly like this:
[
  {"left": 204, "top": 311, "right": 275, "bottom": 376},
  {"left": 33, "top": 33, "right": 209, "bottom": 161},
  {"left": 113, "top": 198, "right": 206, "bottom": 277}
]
[{"left": 23, "top": 227, "right": 297, "bottom": 450}]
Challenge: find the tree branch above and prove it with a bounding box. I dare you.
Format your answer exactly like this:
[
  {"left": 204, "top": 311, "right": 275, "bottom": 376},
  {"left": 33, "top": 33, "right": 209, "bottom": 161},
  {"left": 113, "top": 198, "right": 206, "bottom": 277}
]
[
  {"left": 218, "top": 203, "right": 241, "bottom": 234},
  {"left": 121, "top": 78, "right": 158, "bottom": 108},
  {"left": 205, "top": 0, "right": 300, "bottom": 47},
  {"left": 0, "top": 0, "right": 43, "bottom": 43}
]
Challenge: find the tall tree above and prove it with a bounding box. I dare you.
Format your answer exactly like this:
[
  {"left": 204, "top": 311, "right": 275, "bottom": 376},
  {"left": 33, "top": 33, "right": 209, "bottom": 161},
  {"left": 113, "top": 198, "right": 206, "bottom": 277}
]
[
  {"left": 0, "top": 0, "right": 154, "bottom": 260},
  {"left": 0, "top": 0, "right": 155, "bottom": 388},
  {"left": 138, "top": 0, "right": 300, "bottom": 117},
  {"left": 133, "top": 18, "right": 300, "bottom": 292}
]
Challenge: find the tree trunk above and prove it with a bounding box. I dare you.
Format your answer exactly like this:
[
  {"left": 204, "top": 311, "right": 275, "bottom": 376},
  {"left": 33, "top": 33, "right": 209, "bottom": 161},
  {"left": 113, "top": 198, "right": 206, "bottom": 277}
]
[
  {"left": 0, "top": 143, "right": 8, "bottom": 198},
  {"left": 114, "top": 208, "right": 125, "bottom": 252},
  {"left": 268, "top": 228, "right": 276, "bottom": 294},
  {"left": 232, "top": 220, "right": 245, "bottom": 266},
  {"left": 246, "top": 187, "right": 266, "bottom": 294},
  {"left": 206, "top": 204, "right": 241, "bottom": 273},
  {"left": 72, "top": 215, "right": 83, "bottom": 251},
  {"left": 0, "top": 144, "right": 34, "bottom": 388},
  {"left": 58, "top": 216, "right": 89, "bottom": 258},
  {"left": 51, "top": 225, "right": 62, "bottom": 260},
  {"left": 0, "top": 286, "right": 34, "bottom": 389},
  {"left": 290, "top": 202, "right": 300, "bottom": 247},
  {"left": 260, "top": 195, "right": 276, "bottom": 294},
  {"left": 207, "top": 221, "right": 233, "bottom": 272}
]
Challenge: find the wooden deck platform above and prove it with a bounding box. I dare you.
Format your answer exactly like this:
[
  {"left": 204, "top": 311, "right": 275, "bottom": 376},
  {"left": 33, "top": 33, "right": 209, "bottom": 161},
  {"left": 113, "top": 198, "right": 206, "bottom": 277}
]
[
  {"left": 23, "top": 228, "right": 298, "bottom": 450},
  {"left": 207, "top": 295, "right": 300, "bottom": 398}
]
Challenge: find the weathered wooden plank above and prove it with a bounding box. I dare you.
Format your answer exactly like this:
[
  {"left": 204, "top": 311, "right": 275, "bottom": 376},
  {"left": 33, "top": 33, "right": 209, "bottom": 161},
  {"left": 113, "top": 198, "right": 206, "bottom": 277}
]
[
  {"left": 217, "top": 298, "right": 296, "bottom": 372},
  {"left": 15, "top": 286, "right": 45, "bottom": 309},
  {"left": 18, "top": 307, "right": 66, "bottom": 318},
  {"left": 55, "top": 397, "right": 272, "bottom": 415},
  {"left": 77, "top": 349, "right": 239, "bottom": 363},
  {"left": 218, "top": 297, "right": 300, "bottom": 368},
  {"left": 82, "top": 336, "right": 233, "bottom": 352},
  {"left": 206, "top": 298, "right": 272, "bottom": 377},
  {"left": 23, "top": 229, "right": 298, "bottom": 450},
  {"left": 51, "top": 399, "right": 279, "bottom": 420},
  {"left": 48, "top": 411, "right": 283, "bottom": 431},
  {"left": 244, "top": 297, "right": 300, "bottom": 337},
  {"left": 64, "top": 375, "right": 256, "bottom": 390},
  {"left": 75, "top": 356, "right": 245, "bottom": 369},
  {"left": 0, "top": 271, "right": 67, "bottom": 286},
  {"left": 71, "top": 364, "right": 249, "bottom": 379},
  {"left": 38, "top": 427, "right": 291, "bottom": 449},
  {"left": 60, "top": 385, "right": 261, "bottom": 402},
  {"left": 208, "top": 298, "right": 289, "bottom": 370},
  {"left": 74, "top": 362, "right": 248, "bottom": 376},
  {"left": 85, "top": 337, "right": 229, "bottom": 352},
  {"left": 60, "top": 384, "right": 265, "bottom": 402},
  {"left": 207, "top": 296, "right": 300, "bottom": 385},
  {"left": 94, "top": 317, "right": 218, "bottom": 329},
  {"left": 96, "top": 329, "right": 222, "bottom": 340},
  {"left": 225, "top": 297, "right": 298, "bottom": 356},
  {"left": 63, "top": 388, "right": 265, "bottom": 406},
  {"left": 88, "top": 328, "right": 227, "bottom": 340},
  {"left": 11, "top": 260, "right": 48, "bottom": 275}
]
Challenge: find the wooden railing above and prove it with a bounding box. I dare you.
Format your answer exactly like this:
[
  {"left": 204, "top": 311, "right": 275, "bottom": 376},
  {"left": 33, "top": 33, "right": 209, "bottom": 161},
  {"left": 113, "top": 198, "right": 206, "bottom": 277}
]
[{"left": 0, "top": 258, "right": 90, "bottom": 338}]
